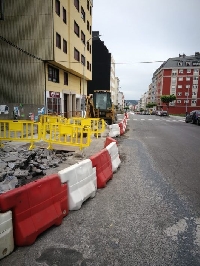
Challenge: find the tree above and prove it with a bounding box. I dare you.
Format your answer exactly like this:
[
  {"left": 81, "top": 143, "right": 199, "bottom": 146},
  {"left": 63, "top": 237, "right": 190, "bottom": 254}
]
[
  {"left": 160, "top": 94, "right": 176, "bottom": 112},
  {"left": 146, "top": 103, "right": 157, "bottom": 108}
]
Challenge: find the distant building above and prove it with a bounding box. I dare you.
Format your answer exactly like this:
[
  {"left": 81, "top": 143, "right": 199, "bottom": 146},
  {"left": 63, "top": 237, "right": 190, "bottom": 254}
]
[
  {"left": 0, "top": 0, "right": 93, "bottom": 119},
  {"left": 118, "top": 91, "right": 124, "bottom": 110},
  {"left": 153, "top": 52, "right": 200, "bottom": 114}
]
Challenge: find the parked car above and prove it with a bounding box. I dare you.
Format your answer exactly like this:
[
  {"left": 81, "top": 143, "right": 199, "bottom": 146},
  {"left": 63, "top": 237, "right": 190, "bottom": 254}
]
[
  {"left": 185, "top": 110, "right": 200, "bottom": 124},
  {"left": 156, "top": 110, "right": 168, "bottom": 116},
  {"left": 161, "top": 111, "right": 168, "bottom": 116}
]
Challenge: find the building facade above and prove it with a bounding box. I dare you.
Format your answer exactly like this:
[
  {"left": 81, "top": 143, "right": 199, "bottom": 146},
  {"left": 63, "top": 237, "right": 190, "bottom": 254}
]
[
  {"left": 0, "top": 0, "right": 93, "bottom": 119},
  {"left": 87, "top": 31, "right": 117, "bottom": 101},
  {"left": 153, "top": 53, "right": 200, "bottom": 114}
]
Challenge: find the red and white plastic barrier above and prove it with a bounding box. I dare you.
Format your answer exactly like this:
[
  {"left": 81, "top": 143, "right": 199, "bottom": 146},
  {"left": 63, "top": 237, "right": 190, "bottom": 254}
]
[
  {"left": 104, "top": 136, "right": 117, "bottom": 148},
  {"left": 105, "top": 142, "right": 121, "bottom": 173},
  {"left": 0, "top": 211, "right": 14, "bottom": 259},
  {"left": 108, "top": 124, "right": 120, "bottom": 138},
  {"left": 90, "top": 149, "right": 113, "bottom": 188},
  {"left": 58, "top": 159, "right": 97, "bottom": 211},
  {"left": 0, "top": 174, "right": 68, "bottom": 246}
]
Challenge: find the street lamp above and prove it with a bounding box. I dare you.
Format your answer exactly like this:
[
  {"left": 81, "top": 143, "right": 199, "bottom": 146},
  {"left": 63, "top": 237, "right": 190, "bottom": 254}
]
[{"left": 82, "top": 34, "right": 101, "bottom": 117}]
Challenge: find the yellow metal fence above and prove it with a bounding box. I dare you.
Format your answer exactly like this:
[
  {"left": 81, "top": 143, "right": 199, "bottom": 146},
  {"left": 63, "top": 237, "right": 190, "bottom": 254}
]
[{"left": 0, "top": 116, "right": 105, "bottom": 150}]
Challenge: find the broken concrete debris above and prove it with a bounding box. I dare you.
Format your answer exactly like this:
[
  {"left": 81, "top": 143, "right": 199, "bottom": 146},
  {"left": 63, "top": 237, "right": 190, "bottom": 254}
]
[{"left": 0, "top": 145, "right": 75, "bottom": 194}]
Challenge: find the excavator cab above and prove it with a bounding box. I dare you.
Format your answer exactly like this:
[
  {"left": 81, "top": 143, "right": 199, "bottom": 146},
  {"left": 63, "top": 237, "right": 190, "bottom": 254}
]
[
  {"left": 85, "top": 90, "right": 117, "bottom": 125},
  {"left": 93, "top": 91, "right": 112, "bottom": 110}
]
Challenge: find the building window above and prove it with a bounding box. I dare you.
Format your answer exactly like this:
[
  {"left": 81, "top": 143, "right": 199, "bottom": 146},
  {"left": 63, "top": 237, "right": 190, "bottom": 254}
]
[
  {"left": 177, "top": 100, "right": 181, "bottom": 103},
  {"left": 87, "top": 0, "right": 89, "bottom": 10},
  {"left": 192, "top": 92, "right": 197, "bottom": 96},
  {"left": 63, "top": 39, "right": 67, "bottom": 54},
  {"left": 186, "top": 62, "right": 191, "bottom": 66},
  {"left": 55, "top": 0, "right": 60, "bottom": 16},
  {"left": 87, "top": 41, "right": 89, "bottom": 51},
  {"left": 187, "top": 69, "right": 191, "bottom": 73},
  {"left": 89, "top": 44, "right": 91, "bottom": 53},
  {"left": 89, "top": 63, "right": 91, "bottom": 71},
  {"left": 64, "top": 72, "right": 68, "bottom": 85},
  {"left": 178, "top": 61, "right": 183, "bottom": 66},
  {"left": 87, "top": 20, "right": 89, "bottom": 31},
  {"left": 186, "top": 77, "right": 190, "bottom": 81},
  {"left": 81, "top": 31, "right": 85, "bottom": 44},
  {"left": 81, "top": 6, "right": 85, "bottom": 22},
  {"left": 87, "top": 61, "right": 89, "bottom": 70},
  {"left": 74, "top": 48, "right": 80, "bottom": 61},
  {"left": 74, "top": 0, "right": 79, "bottom": 11},
  {"left": 74, "top": 21, "right": 79, "bottom": 37},
  {"left": 178, "top": 77, "right": 183, "bottom": 81},
  {"left": 185, "top": 92, "right": 189, "bottom": 96},
  {"left": 172, "top": 77, "right": 176, "bottom": 84},
  {"left": 186, "top": 85, "right": 190, "bottom": 88},
  {"left": 63, "top": 7, "right": 67, "bottom": 23},
  {"left": 172, "top": 71, "right": 177, "bottom": 76},
  {"left": 177, "top": 92, "right": 182, "bottom": 96},
  {"left": 48, "top": 65, "right": 59, "bottom": 83},
  {"left": 194, "top": 76, "right": 199, "bottom": 80},
  {"left": 192, "top": 100, "right": 197, "bottom": 104},
  {"left": 194, "top": 69, "right": 199, "bottom": 73},
  {"left": 179, "top": 69, "right": 183, "bottom": 74},
  {"left": 178, "top": 85, "right": 182, "bottom": 88},
  {"left": 81, "top": 54, "right": 85, "bottom": 65},
  {"left": 89, "top": 25, "right": 91, "bottom": 34},
  {"left": 193, "top": 85, "right": 198, "bottom": 89},
  {"left": 184, "top": 100, "right": 189, "bottom": 103},
  {"left": 90, "top": 5, "right": 92, "bottom": 15},
  {"left": 56, "top": 33, "right": 61, "bottom": 49}
]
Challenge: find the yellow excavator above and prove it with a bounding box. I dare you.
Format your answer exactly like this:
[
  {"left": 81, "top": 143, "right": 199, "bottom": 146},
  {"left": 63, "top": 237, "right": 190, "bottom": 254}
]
[{"left": 86, "top": 90, "right": 117, "bottom": 125}]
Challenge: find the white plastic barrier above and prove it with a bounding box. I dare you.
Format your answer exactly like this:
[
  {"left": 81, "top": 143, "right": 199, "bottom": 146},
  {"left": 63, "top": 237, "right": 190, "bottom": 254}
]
[
  {"left": 106, "top": 142, "right": 121, "bottom": 173},
  {"left": 0, "top": 211, "right": 14, "bottom": 259},
  {"left": 109, "top": 124, "right": 120, "bottom": 138},
  {"left": 58, "top": 159, "right": 97, "bottom": 211},
  {"left": 123, "top": 119, "right": 126, "bottom": 131}
]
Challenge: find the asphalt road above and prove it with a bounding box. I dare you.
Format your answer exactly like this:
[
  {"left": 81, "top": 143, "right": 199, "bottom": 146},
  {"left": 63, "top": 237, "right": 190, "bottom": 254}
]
[{"left": 1, "top": 113, "right": 200, "bottom": 266}]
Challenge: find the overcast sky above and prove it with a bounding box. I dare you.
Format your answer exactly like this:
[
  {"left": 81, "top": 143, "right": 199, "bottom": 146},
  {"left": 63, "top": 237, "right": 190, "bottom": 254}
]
[{"left": 92, "top": 0, "right": 200, "bottom": 100}]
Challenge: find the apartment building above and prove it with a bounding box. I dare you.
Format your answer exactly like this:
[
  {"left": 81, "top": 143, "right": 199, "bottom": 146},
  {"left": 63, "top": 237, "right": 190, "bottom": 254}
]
[
  {"left": 0, "top": 0, "right": 93, "bottom": 119},
  {"left": 153, "top": 53, "right": 200, "bottom": 114},
  {"left": 113, "top": 77, "right": 120, "bottom": 107}
]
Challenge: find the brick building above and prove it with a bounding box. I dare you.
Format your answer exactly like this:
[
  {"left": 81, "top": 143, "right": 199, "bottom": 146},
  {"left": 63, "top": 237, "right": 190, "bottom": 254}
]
[{"left": 153, "top": 52, "right": 200, "bottom": 114}]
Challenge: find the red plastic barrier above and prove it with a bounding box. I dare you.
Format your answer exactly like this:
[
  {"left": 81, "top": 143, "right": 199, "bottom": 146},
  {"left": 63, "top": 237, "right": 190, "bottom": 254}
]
[
  {"left": 123, "top": 118, "right": 127, "bottom": 131},
  {"left": 125, "top": 112, "right": 129, "bottom": 119},
  {"left": 104, "top": 136, "right": 117, "bottom": 148},
  {"left": 90, "top": 149, "right": 113, "bottom": 188},
  {"left": 118, "top": 122, "right": 124, "bottom": 135},
  {"left": 0, "top": 174, "right": 68, "bottom": 246}
]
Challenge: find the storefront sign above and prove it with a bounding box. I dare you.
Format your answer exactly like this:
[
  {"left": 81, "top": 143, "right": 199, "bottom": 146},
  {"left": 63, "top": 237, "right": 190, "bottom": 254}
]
[{"left": 49, "top": 91, "right": 60, "bottom": 98}]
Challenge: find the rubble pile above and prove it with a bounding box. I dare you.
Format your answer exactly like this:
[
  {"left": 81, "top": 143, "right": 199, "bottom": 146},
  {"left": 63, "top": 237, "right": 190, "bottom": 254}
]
[{"left": 0, "top": 144, "right": 75, "bottom": 194}]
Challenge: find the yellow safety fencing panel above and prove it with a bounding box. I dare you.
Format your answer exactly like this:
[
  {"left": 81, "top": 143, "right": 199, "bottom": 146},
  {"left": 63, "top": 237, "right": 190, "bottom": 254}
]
[
  {"left": 0, "top": 116, "right": 106, "bottom": 150},
  {"left": 0, "top": 120, "right": 41, "bottom": 150},
  {"left": 42, "top": 123, "right": 91, "bottom": 150},
  {"left": 66, "top": 118, "right": 106, "bottom": 137}
]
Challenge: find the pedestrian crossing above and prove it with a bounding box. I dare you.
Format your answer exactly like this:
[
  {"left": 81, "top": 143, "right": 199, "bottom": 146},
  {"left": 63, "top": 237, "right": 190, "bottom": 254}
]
[{"left": 131, "top": 118, "right": 185, "bottom": 122}]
